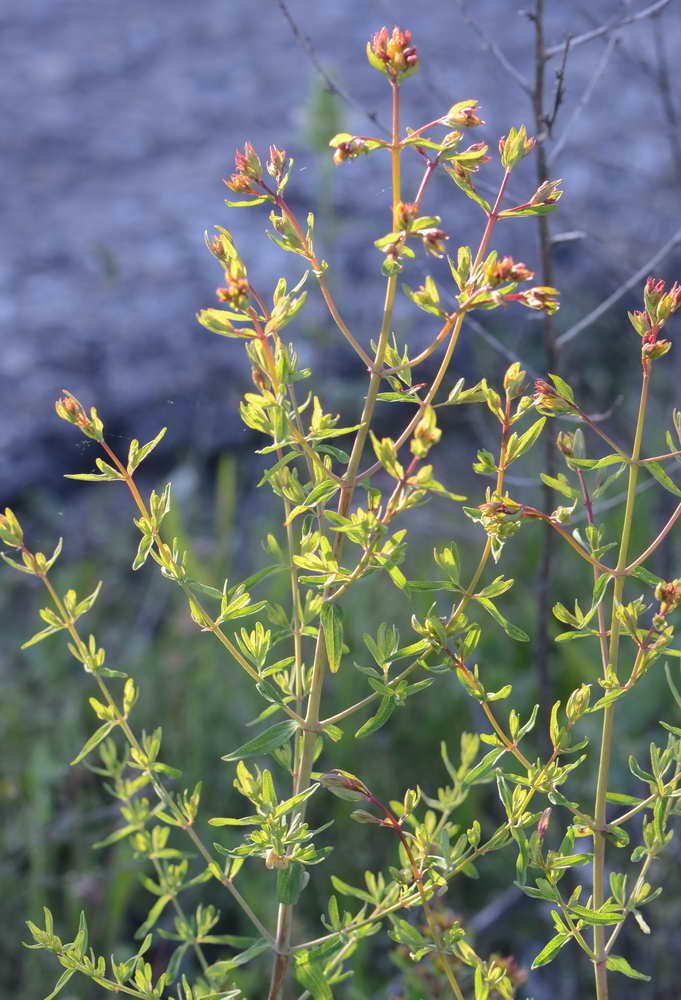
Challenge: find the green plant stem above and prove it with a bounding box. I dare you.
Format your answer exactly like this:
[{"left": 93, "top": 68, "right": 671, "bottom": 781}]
[
  {"left": 447, "top": 394, "right": 512, "bottom": 629},
  {"left": 592, "top": 367, "right": 649, "bottom": 1000},
  {"left": 576, "top": 469, "right": 610, "bottom": 671},
  {"left": 625, "top": 498, "right": 681, "bottom": 571},
  {"left": 267, "top": 78, "right": 404, "bottom": 1000}
]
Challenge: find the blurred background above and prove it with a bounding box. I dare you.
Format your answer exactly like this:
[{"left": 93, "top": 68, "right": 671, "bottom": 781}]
[{"left": 2, "top": 0, "right": 681, "bottom": 996}]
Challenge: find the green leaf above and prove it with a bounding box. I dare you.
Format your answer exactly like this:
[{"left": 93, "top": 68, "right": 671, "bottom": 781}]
[
  {"left": 645, "top": 461, "right": 681, "bottom": 498},
  {"left": 21, "top": 624, "right": 64, "bottom": 649},
  {"left": 42, "top": 969, "right": 76, "bottom": 1000},
  {"left": 277, "top": 862, "right": 309, "bottom": 904},
  {"left": 569, "top": 454, "right": 624, "bottom": 470},
  {"left": 330, "top": 875, "right": 372, "bottom": 903},
  {"left": 295, "top": 950, "right": 333, "bottom": 1000},
  {"left": 208, "top": 815, "right": 262, "bottom": 827},
  {"left": 507, "top": 417, "right": 545, "bottom": 464},
  {"left": 320, "top": 604, "right": 343, "bottom": 674},
  {"left": 135, "top": 894, "right": 171, "bottom": 937},
  {"left": 127, "top": 428, "right": 167, "bottom": 473},
  {"left": 221, "top": 720, "right": 299, "bottom": 762},
  {"left": 550, "top": 853, "right": 592, "bottom": 869},
  {"left": 355, "top": 696, "right": 395, "bottom": 738},
  {"left": 208, "top": 938, "right": 270, "bottom": 973},
  {"left": 606, "top": 955, "right": 651, "bottom": 981},
  {"left": 531, "top": 932, "right": 570, "bottom": 969},
  {"left": 568, "top": 903, "right": 623, "bottom": 925},
  {"left": 463, "top": 748, "right": 506, "bottom": 785},
  {"left": 71, "top": 722, "right": 115, "bottom": 765},
  {"left": 475, "top": 596, "right": 529, "bottom": 641},
  {"left": 630, "top": 565, "right": 664, "bottom": 588},
  {"left": 65, "top": 458, "right": 125, "bottom": 482}
]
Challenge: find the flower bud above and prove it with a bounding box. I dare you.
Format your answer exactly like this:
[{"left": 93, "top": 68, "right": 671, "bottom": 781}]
[
  {"left": 266, "top": 145, "right": 287, "bottom": 183},
  {"left": 556, "top": 431, "right": 575, "bottom": 457},
  {"left": 411, "top": 406, "right": 441, "bottom": 458},
  {"left": 265, "top": 848, "right": 289, "bottom": 870},
  {"left": 55, "top": 392, "right": 104, "bottom": 442},
  {"left": 330, "top": 136, "right": 372, "bottom": 165},
  {"left": 655, "top": 579, "right": 681, "bottom": 617},
  {"left": 319, "top": 769, "right": 371, "bottom": 802},
  {"left": 395, "top": 201, "right": 419, "bottom": 229},
  {"left": 566, "top": 683, "right": 591, "bottom": 723},
  {"left": 532, "top": 379, "right": 575, "bottom": 416},
  {"left": 0, "top": 507, "right": 24, "bottom": 548},
  {"left": 234, "top": 141, "right": 262, "bottom": 181},
  {"left": 350, "top": 809, "right": 384, "bottom": 825},
  {"left": 419, "top": 227, "right": 449, "bottom": 258},
  {"left": 529, "top": 178, "right": 562, "bottom": 207},
  {"left": 537, "top": 807, "right": 551, "bottom": 842},
  {"left": 485, "top": 256, "right": 534, "bottom": 288},
  {"left": 499, "top": 125, "right": 536, "bottom": 170},
  {"left": 503, "top": 362, "right": 526, "bottom": 398},
  {"left": 224, "top": 143, "right": 266, "bottom": 196},
  {"left": 442, "top": 100, "right": 484, "bottom": 128},
  {"left": 516, "top": 286, "right": 560, "bottom": 315}
]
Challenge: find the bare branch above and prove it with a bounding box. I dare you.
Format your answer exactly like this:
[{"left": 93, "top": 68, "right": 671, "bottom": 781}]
[
  {"left": 556, "top": 223, "right": 681, "bottom": 349},
  {"left": 274, "top": 0, "right": 387, "bottom": 133},
  {"left": 544, "top": 0, "right": 672, "bottom": 59},
  {"left": 548, "top": 33, "right": 619, "bottom": 165},
  {"left": 651, "top": 13, "right": 681, "bottom": 179},
  {"left": 545, "top": 34, "right": 572, "bottom": 136},
  {"left": 453, "top": 0, "right": 532, "bottom": 94}
]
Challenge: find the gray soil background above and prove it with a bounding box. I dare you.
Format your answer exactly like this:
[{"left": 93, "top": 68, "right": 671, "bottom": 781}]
[{"left": 2, "top": 0, "right": 680, "bottom": 499}]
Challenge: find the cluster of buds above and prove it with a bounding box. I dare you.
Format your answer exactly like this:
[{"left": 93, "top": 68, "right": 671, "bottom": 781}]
[
  {"left": 629, "top": 277, "right": 681, "bottom": 362},
  {"left": 367, "top": 26, "right": 419, "bottom": 81},
  {"left": 332, "top": 137, "right": 371, "bottom": 166},
  {"left": 55, "top": 392, "right": 104, "bottom": 442},
  {"left": 499, "top": 125, "right": 536, "bottom": 170},
  {"left": 392, "top": 203, "right": 450, "bottom": 258},
  {"left": 484, "top": 256, "right": 534, "bottom": 288},
  {"left": 654, "top": 579, "right": 681, "bottom": 620},
  {"left": 411, "top": 405, "right": 442, "bottom": 459},
  {"left": 215, "top": 258, "right": 250, "bottom": 311},
  {"left": 441, "top": 99, "right": 484, "bottom": 129},
  {"left": 477, "top": 494, "right": 524, "bottom": 543},
  {"left": 532, "top": 378, "right": 576, "bottom": 415},
  {"left": 224, "top": 142, "right": 264, "bottom": 195},
  {"left": 512, "top": 286, "right": 560, "bottom": 315}
]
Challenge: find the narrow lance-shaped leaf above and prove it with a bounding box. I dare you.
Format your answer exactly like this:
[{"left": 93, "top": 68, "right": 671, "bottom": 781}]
[
  {"left": 221, "top": 719, "right": 299, "bottom": 762},
  {"left": 530, "top": 932, "right": 570, "bottom": 969},
  {"left": 71, "top": 722, "right": 116, "bottom": 765},
  {"left": 320, "top": 603, "right": 344, "bottom": 674}
]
